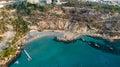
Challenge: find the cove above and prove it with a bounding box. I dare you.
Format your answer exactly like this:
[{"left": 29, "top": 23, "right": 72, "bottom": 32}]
[{"left": 10, "top": 36, "right": 120, "bottom": 67}]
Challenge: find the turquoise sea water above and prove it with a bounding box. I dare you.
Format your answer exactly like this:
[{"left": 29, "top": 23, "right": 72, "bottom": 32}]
[{"left": 10, "top": 36, "right": 120, "bottom": 67}]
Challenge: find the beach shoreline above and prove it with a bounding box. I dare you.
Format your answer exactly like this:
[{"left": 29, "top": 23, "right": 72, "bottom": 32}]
[{"left": 1, "top": 29, "right": 120, "bottom": 67}]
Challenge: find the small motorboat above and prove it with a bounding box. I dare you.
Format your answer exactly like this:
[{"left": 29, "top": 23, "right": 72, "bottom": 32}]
[
  {"left": 95, "top": 44, "right": 100, "bottom": 48},
  {"left": 109, "top": 47, "right": 113, "bottom": 50},
  {"left": 14, "top": 61, "right": 19, "bottom": 64}
]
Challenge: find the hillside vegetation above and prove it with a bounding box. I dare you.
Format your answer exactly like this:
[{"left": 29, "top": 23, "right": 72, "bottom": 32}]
[{"left": 0, "top": 1, "right": 120, "bottom": 60}]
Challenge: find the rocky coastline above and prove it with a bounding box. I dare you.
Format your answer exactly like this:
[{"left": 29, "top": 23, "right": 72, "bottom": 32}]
[
  {"left": 54, "top": 36, "right": 77, "bottom": 43},
  {"left": 1, "top": 1, "right": 120, "bottom": 67},
  {"left": 0, "top": 30, "right": 120, "bottom": 67},
  {"left": 0, "top": 46, "right": 22, "bottom": 67},
  {"left": 0, "top": 30, "right": 63, "bottom": 67},
  {"left": 0, "top": 35, "right": 26, "bottom": 67},
  {"left": 54, "top": 30, "right": 120, "bottom": 43}
]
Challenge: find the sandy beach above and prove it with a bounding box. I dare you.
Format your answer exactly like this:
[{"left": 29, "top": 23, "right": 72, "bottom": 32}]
[
  {"left": 24, "top": 30, "right": 120, "bottom": 44},
  {"left": 1, "top": 29, "right": 120, "bottom": 67}
]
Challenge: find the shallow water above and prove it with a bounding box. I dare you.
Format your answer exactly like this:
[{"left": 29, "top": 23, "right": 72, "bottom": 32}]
[{"left": 10, "top": 36, "right": 120, "bottom": 67}]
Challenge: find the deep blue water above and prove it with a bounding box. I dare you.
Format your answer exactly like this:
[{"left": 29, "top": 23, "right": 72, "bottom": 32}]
[{"left": 10, "top": 36, "right": 120, "bottom": 67}]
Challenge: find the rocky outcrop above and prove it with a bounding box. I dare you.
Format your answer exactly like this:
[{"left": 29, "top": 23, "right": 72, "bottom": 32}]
[
  {"left": 26, "top": 7, "right": 120, "bottom": 41},
  {"left": 36, "top": 20, "right": 87, "bottom": 33}
]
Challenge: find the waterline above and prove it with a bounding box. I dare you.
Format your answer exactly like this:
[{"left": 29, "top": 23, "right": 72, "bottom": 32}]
[{"left": 10, "top": 36, "right": 120, "bottom": 67}]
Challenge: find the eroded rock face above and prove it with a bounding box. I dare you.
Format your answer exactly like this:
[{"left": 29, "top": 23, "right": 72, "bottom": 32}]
[
  {"left": 36, "top": 19, "right": 87, "bottom": 33},
  {"left": 26, "top": 6, "right": 120, "bottom": 39}
]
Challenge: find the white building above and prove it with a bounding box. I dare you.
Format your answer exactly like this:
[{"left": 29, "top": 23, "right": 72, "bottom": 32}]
[
  {"left": 78, "top": 0, "right": 120, "bottom": 6},
  {"left": 0, "top": 0, "right": 13, "bottom": 8},
  {"left": 27, "top": 0, "right": 61, "bottom": 4},
  {"left": 27, "top": 0, "right": 41, "bottom": 4}
]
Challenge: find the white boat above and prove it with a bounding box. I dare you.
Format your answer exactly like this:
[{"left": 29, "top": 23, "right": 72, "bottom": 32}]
[{"left": 14, "top": 60, "right": 19, "bottom": 64}]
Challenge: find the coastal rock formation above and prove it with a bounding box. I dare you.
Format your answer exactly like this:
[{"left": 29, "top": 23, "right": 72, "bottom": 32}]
[
  {"left": 25, "top": 6, "right": 120, "bottom": 40},
  {"left": 1, "top": 1, "right": 120, "bottom": 66},
  {"left": 37, "top": 20, "right": 87, "bottom": 33}
]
